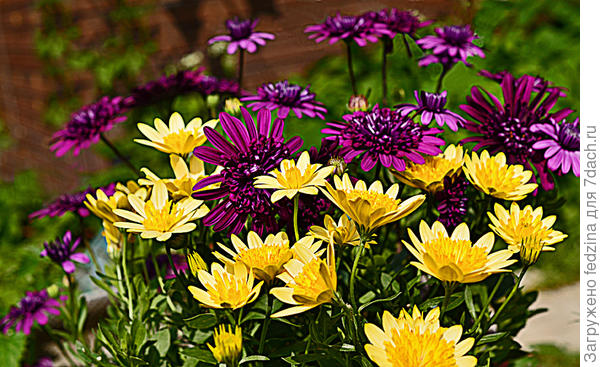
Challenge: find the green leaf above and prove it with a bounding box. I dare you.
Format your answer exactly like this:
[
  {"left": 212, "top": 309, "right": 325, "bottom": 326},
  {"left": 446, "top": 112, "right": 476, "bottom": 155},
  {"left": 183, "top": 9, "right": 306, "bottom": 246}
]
[
  {"left": 477, "top": 332, "right": 509, "bottom": 345},
  {"left": 180, "top": 348, "right": 217, "bottom": 363},
  {"left": 185, "top": 313, "right": 218, "bottom": 330},
  {"left": 0, "top": 333, "right": 26, "bottom": 367},
  {"left": 359, "top": 291, "right": 376, "bottom": 304},
  {"left": 464, "top": 286, "right": 477, "bottom": 320},
  {"left": 240, "top": 355, "right": 269, "bottom": 364},
  {"left": 358, "top": 290, "right": 403, "bottom": 313},
  {"left": 380, "top": 273, "right": 393, "bottom": 288},
  {"left": 154, "top": 328, "right": 170, "bottom": 357}
]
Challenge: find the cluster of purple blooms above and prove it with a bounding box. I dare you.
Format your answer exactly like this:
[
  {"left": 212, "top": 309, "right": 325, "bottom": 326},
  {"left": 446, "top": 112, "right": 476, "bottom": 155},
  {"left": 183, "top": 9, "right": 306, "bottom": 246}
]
[
  {"left": 29, "top": 183, "right": 115, "bottom": 220},
  {"left": 1, "top": 290, "right": 64, "bottom": 335}
]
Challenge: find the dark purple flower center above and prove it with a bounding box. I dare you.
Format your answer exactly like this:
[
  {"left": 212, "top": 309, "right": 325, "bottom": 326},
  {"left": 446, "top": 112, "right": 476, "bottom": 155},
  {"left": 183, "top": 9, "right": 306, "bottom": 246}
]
[
  {"left": 43, "top": 238, "right": 72, "bottom": 263},
  {"left": 226, "top": 18, "right": 254, "bottom": 40},
  {"left": 19, "top": 293, "right": 48, "bottom": 314},
  {"left": 325, "top": 15, "right": 371, "bottom": 36},
  {"left": 260, "top": 81, "right": 314, "bottom": 106},
  {"left": 558, "top": 122, "right": 580, "bottom": 151},
  {"left": 442, "top": 25, "right": 473, "bottom": 45},
  {"left": 495, "top": 117, "right": 536, "bottom": 158},
  {"left": 420, "top": 91, "right": 447, "bottom": 112}
]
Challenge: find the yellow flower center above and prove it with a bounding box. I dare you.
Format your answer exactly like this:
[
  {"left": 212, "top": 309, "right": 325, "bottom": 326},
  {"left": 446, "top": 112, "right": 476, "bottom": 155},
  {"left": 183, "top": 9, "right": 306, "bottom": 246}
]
[
  {"left": 474, "top": 160, "right": 526, "bottom": 194},
  {"left": 205, "top": 272, "right": 252, "bottom": 307},
  {"left": 237, "top": 245, "right": 293, "bottom": 272},
  {"left": 161, "top": 129, "right": 206, "bottom": 154},
  {"left": 344, "top": 190, "right": 400, "bottom": 212},
  {"left": 275, "top": 161, "right": 313, "bottom": 189},
  {"left": 422, "top": 238, "right": 488, "bottom": 274},
  {"left": 290, "top": 259, "right": 331, "bottom": 300},
  {"left": 385, "top": 324, "right": 457, "bottom": 367},
  {"left": 142, "top": 201, "right": 187, "bottom": 232},
  {"left": 406, "top": 156, "right": 461, "bottom": 184}
]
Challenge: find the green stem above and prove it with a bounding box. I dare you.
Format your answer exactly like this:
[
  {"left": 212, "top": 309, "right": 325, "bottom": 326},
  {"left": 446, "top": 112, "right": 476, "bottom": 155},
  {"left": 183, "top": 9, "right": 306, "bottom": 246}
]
[
  {"left": 100, "top": 133, "right": 138, "bottom": 176},
  {"left": 349, "top": 240, "right": 366, "bottom": 312},
  {"left": 165, "top": 242, "right": 187, "bottom": 286},
  {"left": 66, "top": 275, "right": 79, "bottom": 340},
  {"left": 121, "top": 239, "right": 134, "bottom": 320},
  {"left": 237, "top": 50, "right": 245, "bottom": 95},
  {"left": 345, "top": 41, "right": 358, "bottom": 95},
  {"left": 334, "top": 292, "right": 359, "bottom": 348},
  {"left": 469, "top": 274, "right": 505, "bottom": 334},
  {"left": 293, "top": 195, "right": 300, "bottom": 242},
  {"left": 435, "top": 65, "right": 450, "bottom": 93},
  {"left": 402, "top": 34, "right": 413, "bottom": 58},
  {"left": 440, "top": 281, "right": 455, "bottom": 319},
  {"left": 381, "top": 41, "right": 389, "bottom": 106},
  {"left": 151, "top": 247, "right": 176, "bottom": 311},
  {"left": 41, "top": 324, "right": 77, "bottom": 366},
  {"left": 258, "top": 292, "right": 273, "bottom": 355}
]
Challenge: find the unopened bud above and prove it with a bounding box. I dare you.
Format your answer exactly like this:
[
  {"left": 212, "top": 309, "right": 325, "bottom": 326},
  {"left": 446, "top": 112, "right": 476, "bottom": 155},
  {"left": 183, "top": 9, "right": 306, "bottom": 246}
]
[
  {"left": 224, "top": 98, "right": 242, "bottom": 116},
  {"left": 347, "top": 95, "right": 369, "bottom": 112},
  {"left": 328, "top": 156, "right": 347, "bottom": 176}
]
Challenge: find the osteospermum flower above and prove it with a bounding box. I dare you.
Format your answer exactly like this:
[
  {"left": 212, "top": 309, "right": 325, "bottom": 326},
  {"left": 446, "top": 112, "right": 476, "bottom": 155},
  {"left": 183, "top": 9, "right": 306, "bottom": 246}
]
[
  {"left": 50, "top": 96, "right": 127, "bottom": 157},
  {"left": 364, "top": 306, "right": 476, "bottom": 367},
  {"left": 209, "top": 17, "right": 275, "bottom": 54},
  {"left": 208, "top": 325, "right": 242, "bottom": 367},
  {"left": 396, "top": 91, "right": 466, "bottom": 131},
  {"left": 241, "top": 80, "right": 328, "bottom": 119},
  {"left": 323, "top": 174, "right": 425, "bottom": 235},
  {"left": 310, "top": 214, "right": 361, "bottom": 247},
  {"left": 187, "top": 251, "right": 207, "bottom": 278},
  {"left": 463, "top": 150, "right": 537, "bottom": 201},
  {"left": 368, "top": 8, "right": 432, "bottom": 39},
  {"left": 305, "top": 13, "right": 390, "bottom": 46},
  {"left": 322, "top": 104, "right": 445, "bottom": 172},
  {"left": 30, "top": 184, "right": 116, "bottom": 220},
  {"left": 188, "top": 262, "right": 263, "bottom": 309},
  {"left": 254, "top": 151, "right": 334, "bottom": 203},
  {"left": 270, "top": 242, "right": 336, "bottom": 317},
  {"left": 531, "top": 118, "right": 580, "bottom": 177},
  {"left": 193, "top": 108, "right": 303, "bottom": 234},
  {"left": 393, "top": 144, "right": 464, "bottom": 193},
  {"left": 478, "top": 69, "right": 567, "bottom": 97},
  {"left": 435, "top": 176, "right": 469, "bottom": 231},
  {"left": 135, "top": 112, "right": 218, "bottom": 155},
  {"left": 214, "top": 231, "right": 293, "bottom": 282},
  {"left": 113, "top": 181, "right": 208, "bottom": 241},
  {"left": 1, "top": 290, "right": 64, "bottom": 335},
  {"left": 417, "top": 25, "right": 485, "bottom": 68},
  {"left": 41, "top": 231, "right": 90, "bottom": 274},
  {"left": 403, "top": 221, "right": 516, "bottom": 283}
]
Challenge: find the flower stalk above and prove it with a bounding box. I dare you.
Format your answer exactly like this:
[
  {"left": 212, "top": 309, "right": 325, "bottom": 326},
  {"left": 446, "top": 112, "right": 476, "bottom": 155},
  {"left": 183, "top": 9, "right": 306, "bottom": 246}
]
[{"left": 345, "top": 41, "right": 358, "bottom": 95}]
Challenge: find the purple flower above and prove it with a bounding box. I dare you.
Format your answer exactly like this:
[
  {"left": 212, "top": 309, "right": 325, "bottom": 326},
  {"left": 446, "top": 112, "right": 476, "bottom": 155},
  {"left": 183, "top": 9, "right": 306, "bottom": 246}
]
[
  {"left": 479, "top": 69, "right": 567, "bottom": 97},
  {"left": 41, "top": 231, "right": 90, "bottom": 274},
  {"left": 304, "top": 13, "right": 391, "bottom": 47},
  {"left": 460, "top": 73, "right": 574, "bottom": 190},
  {"left": 416, "top": 25, "right": 485, "bottom": 68},
  {"left": 322, "top": 104, "right": 445, "bottom": 172},
  {"left": 29, "top": 183, "right": 116, "bottom": 220},
  {"left": 241, "top": 80, "right": 327, "bottom": 119},
  {"left": 208, "top": 17, "right": 275, "bottom": 54},
  {"left": 25, "top": 357, "right": 54, "bottom": 367},
  {"left": 367, "top": 9, "right": 432, "bottom": 39},
  {"left": 145, "top": 254, "right": 188, "bottom": 280},
  {"left": 396, "top": 91, "right": 466, "bottom": 131},
  {"left": 435, "top": 176, "right": 468, "bottom": 231},
  {"left": 50, "top": 96, "right": 128, "bottom": 157},
  {"left": 1, "top": 290, "right": 64, "bottom": 335},
  {"left": 193, "top": 108, "right": 303, "bottom": 234},
  {"left": 532, "top": 118, "right": 580, "bottom": 177},
  {"left": 308, "top": 137, "right": 343, "bottom": 165}
]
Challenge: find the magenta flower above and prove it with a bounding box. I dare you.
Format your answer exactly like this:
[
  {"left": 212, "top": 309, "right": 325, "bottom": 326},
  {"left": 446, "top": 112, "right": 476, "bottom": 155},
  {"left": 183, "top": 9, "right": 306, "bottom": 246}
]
[
  {"left": 305, "top": 13, "right": 391, "bottom": 47},
  {"left": 41, "top": 231, "right": 90, "bottom": 274},
  {"left": 417, "top": 25, "right": 485, "bottom": 68},
  {"left": 368, "top": 8, "right": 432, "bottom": 39},
  {"left": 50, "top": 96, "right": 128, "bottom": 157},
  {"left": 435, "top": 176, "right": 469, "bottom": 231},
  {"left": 396, "top": 91, "right": 465, "bottom": 131},
  {"left": 322, "top": 105, "right": 445, "bottom": 172},
  {"left": 1, "top": 290, "right": 64, "bottom": 335},
  {"left": 29, "top": 183, "right": 115, "bottom": 220},
  {"left": 479, "top": 69, "right": 567, "bottom": 97},
  {"left": 532, "top": 118, "right": 580, "bottom": 177},
  {"left": 208, "top": 17, "right": 275, "bottom": 54},
  {"left": 241, "top": 80, "right": 327, "bottom": 119},
  {"left": 193, "top": 108, "right": 303, "bottom": 234}
]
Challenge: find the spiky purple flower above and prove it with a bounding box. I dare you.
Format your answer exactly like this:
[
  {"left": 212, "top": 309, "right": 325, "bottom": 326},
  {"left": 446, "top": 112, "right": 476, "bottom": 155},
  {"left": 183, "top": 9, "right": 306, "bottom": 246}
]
[
  {"left": 478, "top": 69, "right": 568, "bottom": 97},
  {"left": 322, "top": 104, "right": 445, "bottom": 172},
  {"left": 241, "top": 80, "right": 327, "bottom": 119},
  {"left": 29, "top": 183, "right": 116, "bottom": 220},
  {"left": 367, "top": 9, "right": 432, "bottom": 39},
  {"left": 193, "top": 108, "right": 303, "bottom": 234},
  {"left": 41, "top": 231, "right": 90, "bottom": 274},
  {"left": 1, "top": 290, "right": 64, "bottom": 335},
  {"left": 435, "top": 176, "right": 468, "bottom": 231},
  {"left": 304, "top": 13, "right": 391, "bottom": 47},
  {"left": 417, "top": 25, "right": 484, "bottom": 68},
  {"left": 208, "top": 17, "right": 275, "bottom": 54},
  {"left": 532, "top": 118, "right": 580, "bottom": 177},
  {"left": 396, "top": 91, "right": 465, "bottom": 131},
  {"left": 50, "top": 97, "right": 128, "bottom": 157}
]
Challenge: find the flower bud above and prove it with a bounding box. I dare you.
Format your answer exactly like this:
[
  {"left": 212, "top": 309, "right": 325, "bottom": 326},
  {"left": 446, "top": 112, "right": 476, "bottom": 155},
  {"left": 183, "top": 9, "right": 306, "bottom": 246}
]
[
  {"left": 347, "top": 95, "right": 369, "bottom": 112},
  {"left": 224, "top": 98, "right": 242, "bottom": 116}
]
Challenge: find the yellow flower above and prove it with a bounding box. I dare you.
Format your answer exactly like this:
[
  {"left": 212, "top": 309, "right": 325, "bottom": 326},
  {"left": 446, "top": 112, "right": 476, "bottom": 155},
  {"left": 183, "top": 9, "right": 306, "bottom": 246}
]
[
  {"left": 393, "top": 144, "right": 465, "bottom": 193},
  {"left": 224, "top": 98, "right": 242, "bottom": 115},
  {"left": 113, "top": 181, "right": 208, "bottom": 241},
  {"left": 102, "top": 221, "right": 123, "bottom": 256},
  {"left": 188, "top": 262, "right": 263, "bottom": 309},
  {"left": 85, "top": 181, "right": 149, "bottom": 224},
  {"left": 187, "top": 251, "right": 207, "bottom": 278},
  {"left": 488, "top": 202, "right": 567, "bottom": 265},
  {"left": 208, "top": 324, "right": 242, "bottom": 367},
  {"left": 214, "top": 231, "right": 293, "bottom": 282},
  {"left": 323, "top": 174, "right": 425, "bottom": 235},
  {"left": 292, "top": 236, "right": 325, "bottom": 258},
  {"left": 135, "top": 112, "right": 218, "bottom": 155},
  {"left": 270, "top": 242, "right": 336, "bottom": 317},
  {"left": 403, "top": 221, "right": 516, "bottom": 283},
  {"left": 310, "top": 214, "right": 361, "bottom": 247},
  {"left": 254, "top": 151, "right": 334, "bottom": 203},
  {"left": 463, "top": 150, "right": 537, "bottom": 200},
  {"left": 364, "top": 306, "right": 477, "bottom": 367}
]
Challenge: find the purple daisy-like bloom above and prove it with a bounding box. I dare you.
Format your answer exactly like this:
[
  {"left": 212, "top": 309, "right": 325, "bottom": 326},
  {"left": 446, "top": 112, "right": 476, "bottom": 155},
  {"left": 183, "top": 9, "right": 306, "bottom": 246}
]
[
  {"left": 1, "top": 290, "right": 64, "bottom": 335},
  {"left": 41, "top": 230, "right": 90, "bottom": 274},
  {"left": 416, "top": 25, "right": 485, "bottom": 68},
  {"left": 367, "top": 8, "right": 432, "bottom": 39},
  {"left": 305, "top": 13, "right": 391, "bottom": 47},
  {"left": 29, "top": 183, "right": 116, "bottom": 220},
  {"left": 479, "top": 69, "right": 568, "bottom": 97},
  {"left": 435, "top": 176, "right": 468, "bottom": 231},
  {"left": 308, "top": 137, "right": 343, "bottom": 165},
  {"left": 322, "top": 104, "right": 445, "bottom": 172},
  {"left": 208, "top": 17, "right": 275, "bottom": 54},
  {"left": 50, "top": 96, "right": 128, "bottom": 157},
  {"left": 193, "top": 108, "right": 303, "bottom": 234},
  {"left": 531, "top": 118, "right": 580, "bottom": 177},
  {"left": 396, "top": 90, "right": 466, "bottom": 131},
  {"left": 241, "top": 80, "right": 328, "bottom": 119}
]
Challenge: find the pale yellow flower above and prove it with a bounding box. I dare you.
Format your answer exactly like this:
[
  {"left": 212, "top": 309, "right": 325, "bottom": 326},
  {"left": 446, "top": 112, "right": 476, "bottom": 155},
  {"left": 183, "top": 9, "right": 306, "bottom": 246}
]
[
  {"left": 463, "top": 150, "right": 537, "bottom": 201},
  {"left": 187, "top": 251, "right": 207, "bottom": 278},
  {"left": 224, "top": 98, "right": 242, "bottom": 115},
  {"left": 85, "top": 181, "right": 149, "bottom": 223},
  {"left": 292, "top": 236, "right": 325, "bottom": 258},
  {"left": 310, "top": 214, "right": 361, "bottom": 247},
  {"left": 102, "top": 221, "right": 123, "bottom": 256},
  {"left": 364, "top": 306, "right": 477, "bottom": 367},
  {"left": 208, "top": 324, "right": 242, "bottom": 367}
]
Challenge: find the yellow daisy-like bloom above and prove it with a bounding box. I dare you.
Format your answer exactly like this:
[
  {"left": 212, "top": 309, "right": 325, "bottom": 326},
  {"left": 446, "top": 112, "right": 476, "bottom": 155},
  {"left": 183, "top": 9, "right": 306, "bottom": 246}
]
[
  {"left": 214, "top": 231, "right": 293, "bottom": 283},
  {"left": 102, "top": 221, "right": 123, "bottom": 256},
  {"left": 254, "top": 151, "right": 334, "bottom": 203},
  {"left": 208, "top": 324, "right": 242, "bottom": 367},
  {"left": 463, "top": 150, "right": 537, "bottom": 201},
  {"left": 188, "top": 262, "right": 263, "bottom": 309},
  {"left": 85, "top": 181, "right": 149, "bottom": 223},
  {"left": 323, "top": 174, "right": 426, "bottom": 235},
  {"left": 135, "top": 112, "right": 218, "bottom": 155},
  {"left": 393, "top": 144, "right": 465, "bottom": 193},
  {"left": 187, "top": 251, "right": 208, "bottom": 278},
  {"left": 113, "top": 181, "right": 209, "bottom": 241},
  {"left": 270, "top": 242, "right": 336, "bottom": 318},
  {"left": 310, "top": 214, "right": 361, "bottom": 247},
  {"left": 403, "top": 221, "right": 516, "bottom": 283},
  {"left": 488, "top": 202, "right": 567, "bottom": 265},
  {"left": 364, "top": 306, "right": 476, "bottom": 367}
]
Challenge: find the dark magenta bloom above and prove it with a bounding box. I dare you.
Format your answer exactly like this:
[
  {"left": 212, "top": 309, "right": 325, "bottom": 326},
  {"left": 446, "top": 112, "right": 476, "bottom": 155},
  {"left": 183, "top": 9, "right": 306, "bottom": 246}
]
[
  {"left": 1, "top": 290, "right": 64, "bottom": 335},
  {"left": 305, "top": 13, "right": 391, "bottom": 47},
  {"left": 241, "top": 80, "right": 327, "bottom": 119},
  {"left": 532, "top": 118, "right": 580, "bottom": 177},
  {"left": 29, "top": 183, "right": 116, "bottom": 220},
  {"left": 322, "top": 105, "right": 445, "bottom": 172},
  {"left": 50, "top": 96, "right": 128, "bottom": 157},
  {"left": 41, "top": 231, "right": 90, "bottom": 274},
  {"left": 460, "top": 73, "right": 574, "bottom": 190},
  {"left": 396, "top": 90, "right": 465, "bottom": 131},
  {"left": 417, "top": 25, "right": 484, "bottom": 68},
  {"left": 479, "top": 69, "right": 567, "bottom": 97},
  {"left": 367, "top": 8, "right": 432, "bottom": 39},
  {"left": 308, "top": 137, "right": 343, "bottom": 165},
  {"left": 435, "top": 176, "right": 468, "bottom": 231},
  {"left": 193, "top": 108, "right": 303, "bottom": 234},
  {"left": 208, "top": 17, "right": 275, "bottom": 54}
]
